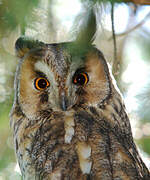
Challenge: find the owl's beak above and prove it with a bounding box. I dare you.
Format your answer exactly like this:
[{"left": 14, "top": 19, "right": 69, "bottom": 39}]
[{"left": 60, "top": 91, "right": 68, "bottom": 111}]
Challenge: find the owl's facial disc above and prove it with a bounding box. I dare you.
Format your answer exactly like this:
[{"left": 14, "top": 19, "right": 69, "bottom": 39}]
[{"left": 19, "top": 45, "right": 110, "bottom": 119}]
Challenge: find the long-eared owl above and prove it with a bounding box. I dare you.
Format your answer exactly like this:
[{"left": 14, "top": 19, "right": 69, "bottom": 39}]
[{"left": 10, "top": 37, "right": 150, "bottom": 180}]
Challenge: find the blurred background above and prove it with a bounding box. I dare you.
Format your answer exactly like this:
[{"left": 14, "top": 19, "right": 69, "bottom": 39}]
[{"left": 0, "top": 0, "right": 150, "bottom": 179}]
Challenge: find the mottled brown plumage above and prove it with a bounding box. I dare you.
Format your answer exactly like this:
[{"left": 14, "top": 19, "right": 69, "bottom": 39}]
[{"left": 10, "top": 37, "right": 150, "bottom": 180}]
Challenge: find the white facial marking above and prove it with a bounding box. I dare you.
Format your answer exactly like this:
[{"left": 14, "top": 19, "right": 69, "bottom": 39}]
[
  {"left": 34, "top": 61, "right": 58, "bottom": 97},
  {"left": 64, "top": 110, "right": 75, "bottom": 144},
  {"left": 34, "top": 61, "right": 52, "bottom": 78},
  {"left": 77, "top": 142, "right": 92, "bottom": 174}
]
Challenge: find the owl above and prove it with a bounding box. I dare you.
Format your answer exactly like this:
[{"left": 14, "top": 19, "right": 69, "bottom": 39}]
[{"left": 10, "top": 37, "right": 150, "bottom": 180}]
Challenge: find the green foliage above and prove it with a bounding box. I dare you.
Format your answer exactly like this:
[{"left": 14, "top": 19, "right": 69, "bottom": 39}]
[
  {"left": 0, "top": 0, "right": 40, "bottom": 35},
  {"left": 0, "top": 99, "right": 22, "bottom": 179},
  {"left": 137, "top": 137, "right": 150, "bottom": 154}
]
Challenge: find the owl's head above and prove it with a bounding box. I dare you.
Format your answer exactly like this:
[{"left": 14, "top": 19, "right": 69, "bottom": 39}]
[{"left": 14, "top": 37, "right": 111, "bottom": 119}]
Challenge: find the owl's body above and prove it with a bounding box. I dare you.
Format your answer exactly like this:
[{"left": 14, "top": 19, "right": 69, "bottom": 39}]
[{"left": 10, "top": 38, "right": 150, "bottom": 180}]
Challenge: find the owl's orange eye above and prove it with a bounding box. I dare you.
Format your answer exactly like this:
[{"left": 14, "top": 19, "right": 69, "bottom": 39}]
[
  {"left": 73, "top": 72, "right": 89, "bottom": 86},
  {"left": 34, "top": 77, "right": 50, "bottom": 90}
]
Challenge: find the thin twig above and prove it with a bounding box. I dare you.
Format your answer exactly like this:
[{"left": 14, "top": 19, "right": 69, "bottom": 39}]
[
  {"left": 111, "top": 2, "right": 119, "bottom": 76},
  {"left": 111, "top": 2, "right": 117, "bottom": 64},
  {"left": 109, "top": 11, "right": 150, "bottom": 39}
]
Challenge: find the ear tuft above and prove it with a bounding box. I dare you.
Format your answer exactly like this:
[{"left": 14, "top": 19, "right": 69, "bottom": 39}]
[{"left": 15, "top": 37, "right": 45, "bottom": 58}]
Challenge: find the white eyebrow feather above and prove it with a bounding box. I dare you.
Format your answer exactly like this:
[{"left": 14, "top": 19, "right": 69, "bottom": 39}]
[
  {"left": 34, "top": 61, "right": 52, "bottom": 78},
  {"left": 34, "top": 61, "right": 58, "bottom": 90}
]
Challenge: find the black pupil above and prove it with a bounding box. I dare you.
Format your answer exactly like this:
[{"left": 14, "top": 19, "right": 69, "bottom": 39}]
[
  {"left": 76, "top": 74, "right": 86, "bottom": 85},
  {"left": 38, "top": 79, "right": 47, "bottom": 89}
]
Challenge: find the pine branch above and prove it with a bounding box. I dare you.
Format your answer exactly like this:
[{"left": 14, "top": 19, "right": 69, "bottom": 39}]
[{"left": 124, "top": 0, "right": 150, "bottom": 5}]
